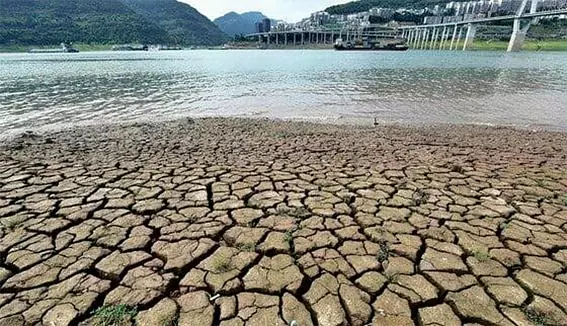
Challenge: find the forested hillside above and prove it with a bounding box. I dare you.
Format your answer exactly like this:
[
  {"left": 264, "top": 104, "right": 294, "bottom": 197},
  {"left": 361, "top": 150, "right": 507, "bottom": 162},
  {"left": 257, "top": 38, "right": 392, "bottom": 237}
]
[
  {"left": 214, "top": 11, "right": 268, "bottom": 37},
  {"left": 122, "top": 0, "right": 229, "bottom": 45},
  {"left": 326, "top": 0, "right": 458, "bottom": 15},
  {"left": 0, "top": 0, "right": 228, "bottom": 47}
]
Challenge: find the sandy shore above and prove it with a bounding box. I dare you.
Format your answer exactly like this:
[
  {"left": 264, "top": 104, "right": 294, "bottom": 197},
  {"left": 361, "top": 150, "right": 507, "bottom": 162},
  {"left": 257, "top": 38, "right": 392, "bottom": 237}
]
[{"left": 0, "top": 118, "right": 566, "bottom": 326}]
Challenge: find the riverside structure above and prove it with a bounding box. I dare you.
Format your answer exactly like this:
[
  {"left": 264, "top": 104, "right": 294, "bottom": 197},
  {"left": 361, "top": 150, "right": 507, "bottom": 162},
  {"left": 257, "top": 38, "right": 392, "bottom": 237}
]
[{"left": 248, "top": 0, "right": 567, "bottom": 52}]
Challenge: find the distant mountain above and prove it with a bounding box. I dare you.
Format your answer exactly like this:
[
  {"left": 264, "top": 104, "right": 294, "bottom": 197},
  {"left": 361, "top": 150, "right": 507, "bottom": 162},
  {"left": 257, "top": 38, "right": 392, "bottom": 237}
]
[
  {"left": 214, "top": 11, "right": 276, "bottom": 37},
  {"left": 325, "top": 0, "right": 454, "bottom": 15},
  {"left": 0, "top": 0, "right": 228, "bottom": 47},
  {"left": 122, "top": 0, "right": 229, "bottom": 45}
]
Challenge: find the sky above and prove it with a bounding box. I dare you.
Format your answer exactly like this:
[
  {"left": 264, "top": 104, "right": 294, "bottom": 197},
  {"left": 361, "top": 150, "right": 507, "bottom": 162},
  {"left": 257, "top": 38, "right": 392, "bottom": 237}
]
[{"left": 182, "top": 0, "right": 349, "bottom": 23}]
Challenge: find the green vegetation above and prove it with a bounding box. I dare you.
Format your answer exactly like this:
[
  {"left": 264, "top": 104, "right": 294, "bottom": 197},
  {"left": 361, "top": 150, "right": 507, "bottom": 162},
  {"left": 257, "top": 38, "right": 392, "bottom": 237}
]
[
  {"left": 237, "top": 243, "right": 256, "bottom": 252},
  {"left": 471, "top": 250, "right": 490, "bottom": 262},
  {"left": 326, "top": 0, "right": 448, "bottom": 15},
  {"left": 214, "top": 11, "right": 268, "bottom": 37},
  {"left": 122, "top": 0, "right": 228, "bottom": 46},
  {"left": 0, "top": 0, "right": 228, "bottom": 48},
  {"left": 211, "top": 255, "right": 232, "bottom": 273},
  {"left": 523, "top": 307, "right": 556, "bottom": 326},
  {"left": 420, "top": 39, "right": 567, "bottom": 51},
  {"left": 377, "top": 239, "right": 390, "bottom": 263},
  {"left": 93, "top": 305, "right": 137, "bottom": 326}
]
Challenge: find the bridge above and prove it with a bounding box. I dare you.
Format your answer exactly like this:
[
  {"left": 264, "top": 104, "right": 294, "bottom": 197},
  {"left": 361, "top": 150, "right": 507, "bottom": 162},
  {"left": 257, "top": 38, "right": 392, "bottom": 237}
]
[
  {"left": 399, "top": 2, "right": 567, "bottom": 52},
  {"left": 246, "top": 0, "right": 566, "bottom": 52}
]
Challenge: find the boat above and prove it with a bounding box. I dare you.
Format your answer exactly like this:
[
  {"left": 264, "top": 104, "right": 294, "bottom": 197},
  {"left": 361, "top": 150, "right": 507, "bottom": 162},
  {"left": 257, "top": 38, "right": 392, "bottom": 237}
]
[
  {"left": 29, "top": 43, "right": 79, "bottom": 53},
  {"left": 334, "top": 38, "right": 409, "bottom": 51}
]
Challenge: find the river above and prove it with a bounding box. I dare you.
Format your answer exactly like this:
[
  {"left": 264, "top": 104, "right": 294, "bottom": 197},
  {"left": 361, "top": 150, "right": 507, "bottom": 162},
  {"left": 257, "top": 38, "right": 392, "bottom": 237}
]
[{"left": 1, "top": 49, "right": 566, "bottom": 138}]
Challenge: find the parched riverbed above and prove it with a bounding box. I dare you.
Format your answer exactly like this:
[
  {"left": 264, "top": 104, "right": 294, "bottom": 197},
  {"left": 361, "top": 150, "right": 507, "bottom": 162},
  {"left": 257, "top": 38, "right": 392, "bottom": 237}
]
[{"left": 0, "top": 118, "right": 566, "bottom": 325}]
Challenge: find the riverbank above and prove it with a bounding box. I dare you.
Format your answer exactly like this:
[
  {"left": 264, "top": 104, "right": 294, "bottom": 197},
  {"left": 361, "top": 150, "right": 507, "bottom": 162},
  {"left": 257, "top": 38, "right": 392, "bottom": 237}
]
[
  {"left": 2, "top": 39, "right": 566, "bottom": 53},
  {"left": 0, "top": 118, "right": 566, "bottom": 326}
]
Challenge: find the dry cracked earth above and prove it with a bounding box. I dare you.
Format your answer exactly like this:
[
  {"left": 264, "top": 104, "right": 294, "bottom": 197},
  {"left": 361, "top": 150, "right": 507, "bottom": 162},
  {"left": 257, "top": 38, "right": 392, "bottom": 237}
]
[{"left": 0, "top": 118, "right": 566, "bottom": 326}]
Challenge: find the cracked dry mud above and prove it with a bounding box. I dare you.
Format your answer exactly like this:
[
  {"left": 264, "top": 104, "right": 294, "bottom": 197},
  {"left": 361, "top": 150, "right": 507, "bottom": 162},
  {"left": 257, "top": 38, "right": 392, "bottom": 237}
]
[{"left": 0, "top": 118, "right": 566, "bottom": 326}]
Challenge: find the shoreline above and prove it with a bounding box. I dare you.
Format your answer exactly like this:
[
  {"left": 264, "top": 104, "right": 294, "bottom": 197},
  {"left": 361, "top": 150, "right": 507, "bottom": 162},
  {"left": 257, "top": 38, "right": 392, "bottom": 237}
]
[
  {"left": 2, "top": 39, "right": 567, "bottom": 53},
  {"left": 2, "top": 117, "right": 566, "bottom": 169},
  {"left": 1, "top": 117, "right": 566, "bottom": 325}
]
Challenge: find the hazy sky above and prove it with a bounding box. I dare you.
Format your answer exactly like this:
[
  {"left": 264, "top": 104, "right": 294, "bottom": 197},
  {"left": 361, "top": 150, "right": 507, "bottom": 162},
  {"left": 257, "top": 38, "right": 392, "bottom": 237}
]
[{"left": 182, "top": 0, "right": 348, "bottom": 23}]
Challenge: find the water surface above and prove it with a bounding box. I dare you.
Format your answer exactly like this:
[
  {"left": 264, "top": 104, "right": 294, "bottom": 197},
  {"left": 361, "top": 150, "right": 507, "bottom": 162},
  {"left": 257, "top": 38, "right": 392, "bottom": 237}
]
[{"left": 1, "top": 49, "right": 566, "bottom": 138}]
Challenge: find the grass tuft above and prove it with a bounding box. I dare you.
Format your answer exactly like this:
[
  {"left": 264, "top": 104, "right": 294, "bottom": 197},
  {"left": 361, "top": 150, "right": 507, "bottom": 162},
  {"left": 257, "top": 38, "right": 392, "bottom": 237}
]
[
  {"left": 93, "top": 304, "right": 137, "bottom": 326},
  {"left": 471, "top": 250, "right": 490, "bottom": 262},
  {"left": 377, "top": 239, "right": 390, "bottom": 263},
  {"left": 211, "top": 255, "right": 232, "bottom": 273},
  {"left": 523, "top": 307, "right": 556, "bottom": 326},
  {"left": 237, "top": 243, "right": 256, "bottom": 252},
  {"left": 450, "top": 164, "right": 465, "bottom": 174}
]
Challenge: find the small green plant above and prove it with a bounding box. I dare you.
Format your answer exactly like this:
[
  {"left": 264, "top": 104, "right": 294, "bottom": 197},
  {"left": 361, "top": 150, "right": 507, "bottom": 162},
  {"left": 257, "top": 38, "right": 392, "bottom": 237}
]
[
  {"left": 523, "top": 307, "right": 555, "bottom": 326},
  {"left": 288, "top": 207, "right": 311, "bottom": 219},
  {"left": 385, "top": 272, "right": 399, "bottom": 283},
  {"left": 212, "top": 255, "right": 232, "bottom": 273},
  {"left": 160, "top": 315, "right": 178, "bottom": 326},
  {"left": 561, "top": 197, "right": 567, "bottom": 206},
  {"left": 277, "top": 206, "right": 311, "bottom": 219},
  {"left": 237, "top": 243, "right": 256, "bottom": 252},
  {"left": 450, "top": 164, "right": 465, "bottom": 174},
  {"left": 471, "top": 250, "right": 490, "bottom": 262},
  {"left": 284, "top": 229, "right": 294, "bottom": 244},
  {"left": 93, "top": 304, "right": 137, "bottom": 326},
  {"left": 377, "top": 239, "right": 390, "bottom": 263},
  {"left": 412, "top": 189, "right": 430, "bottom": 205}
]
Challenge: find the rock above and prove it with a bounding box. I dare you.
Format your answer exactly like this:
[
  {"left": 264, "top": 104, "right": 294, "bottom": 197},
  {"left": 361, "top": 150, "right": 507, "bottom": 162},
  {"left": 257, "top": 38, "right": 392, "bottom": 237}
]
[
  {"left": 104, "top": 265, "right": 175, "bottom": 306},
  {"left": 446, "top": 286, "right": 513, "bottom": 325},
  {"left": 151, "top": 238, "right": 215, "bottom": 271},
  {"left": 132, "top": 199, "right": 164, "bottom": 214},
  {"left": 42, "top": 304, "right": 78, "bottom": 326},
  {"left": 525, "top": 295, "right": 567, "bottom": 326},
  {"left": 217, "top": 296, "right": 236, "bottom": 320},
  {"left": 243, "top": 255, "right": 304, "bottom": 293},
  {"left": 135, "top": 298, "right": 178, "bottom": 326},
  {"left": 339, "top": 278, "right": 372, "bottom": 326},
  {"left": 182, "top": 247, "right": 258, "bottom": 293},
  {"left": 481, "top": 277, "right": 527, "bottom": 306},
  {"left": 390, "top": 274, "right": 438, "bottom": 304},
  {"left": 516, "top": 269, "right": 567, "bottom": 311},
  {"left": 466, "top": 256, "right": 507, "bottom": 277},
  {"left": 177, "top": 291, "right": 214, "bottom": 326},
  {"left": 248, "top": 191, "right": 284, "bottom": 208},
  {"left": 94, "top": 251, "right": 152, "bottom": 280},
  {"left": 420, "top": 248, "right": 468, "bottom": 272},
  {"left": 257, "top": 232, "right": 290, "bottom": 253},
  {"left": 418, "top": 304, "right": 461, "bottom": 326},
  {"left": 231, "top": 292, "right": 285, "bottom": 325},
  {"left": 372, "top": 289, "right": 412, "bottom": 325},
  {"left": 282, "top": 293, "right": 314, "bottom": 326},
  {"left": 303, "top": 274, "right": 345, "bottom": 326},
  {"left": 524, "top": 256, "right": 563, "bottom": 276},
  {"left": 231, "top": 208, "right": 263, "bottom": 225},
  {"left": 355, "top": 272, "right": 387, "bottom": 294},
  {"left": 425, "top": 272, "right": 477, "bottom": 292}
]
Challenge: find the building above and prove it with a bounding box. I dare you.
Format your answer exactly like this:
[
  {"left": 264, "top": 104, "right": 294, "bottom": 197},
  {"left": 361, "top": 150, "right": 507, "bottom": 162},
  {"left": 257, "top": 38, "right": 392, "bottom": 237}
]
[
  {"left": 262, "top": 18, "right": 271, "bottom": 33},
  {"left": 255, "top": 22, "right": 264, "bottom": 33}
]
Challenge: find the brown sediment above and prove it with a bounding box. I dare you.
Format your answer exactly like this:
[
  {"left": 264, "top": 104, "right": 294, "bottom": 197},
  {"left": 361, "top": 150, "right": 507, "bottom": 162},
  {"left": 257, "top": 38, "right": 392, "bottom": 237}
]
[{"left": 0, "top": 117, "right": 566, "bottom": 326}]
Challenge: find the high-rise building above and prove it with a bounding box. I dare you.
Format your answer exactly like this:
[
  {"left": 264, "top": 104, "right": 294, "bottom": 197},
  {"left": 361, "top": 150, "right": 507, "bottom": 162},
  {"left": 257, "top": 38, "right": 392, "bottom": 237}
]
[
  {"left": 262, "top": 18, "right": 272, "bottom": 33},
  {"left": 255, "top": 22, "right": 264, "bottom": 33}
]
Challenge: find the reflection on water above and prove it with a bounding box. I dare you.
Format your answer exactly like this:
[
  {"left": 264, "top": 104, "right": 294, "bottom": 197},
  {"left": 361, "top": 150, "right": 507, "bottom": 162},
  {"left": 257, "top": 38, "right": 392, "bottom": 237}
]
[{"left": 1, "top": 50, "right": 566, "bottom": 137}]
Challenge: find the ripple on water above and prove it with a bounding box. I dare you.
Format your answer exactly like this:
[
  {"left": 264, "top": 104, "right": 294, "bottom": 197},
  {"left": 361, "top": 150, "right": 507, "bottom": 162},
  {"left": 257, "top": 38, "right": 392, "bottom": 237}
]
[{"left": 0, "top": 50, "right": 566, "bottom": 138}]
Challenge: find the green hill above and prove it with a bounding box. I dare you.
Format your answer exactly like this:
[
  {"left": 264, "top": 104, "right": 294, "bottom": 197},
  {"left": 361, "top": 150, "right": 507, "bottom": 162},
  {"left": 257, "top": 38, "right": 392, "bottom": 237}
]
[
  {"left": 214, "top": 11, "right": 273, "bottom": 37},
  {"left": 0, "top": 0, "right": 228, "bottom": 47},
  {"left": 326, "top": 0, "right": 455, "bottom": 15},
  {"left": 122, "top": 0, "right": 229, "bottom": 45}
]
